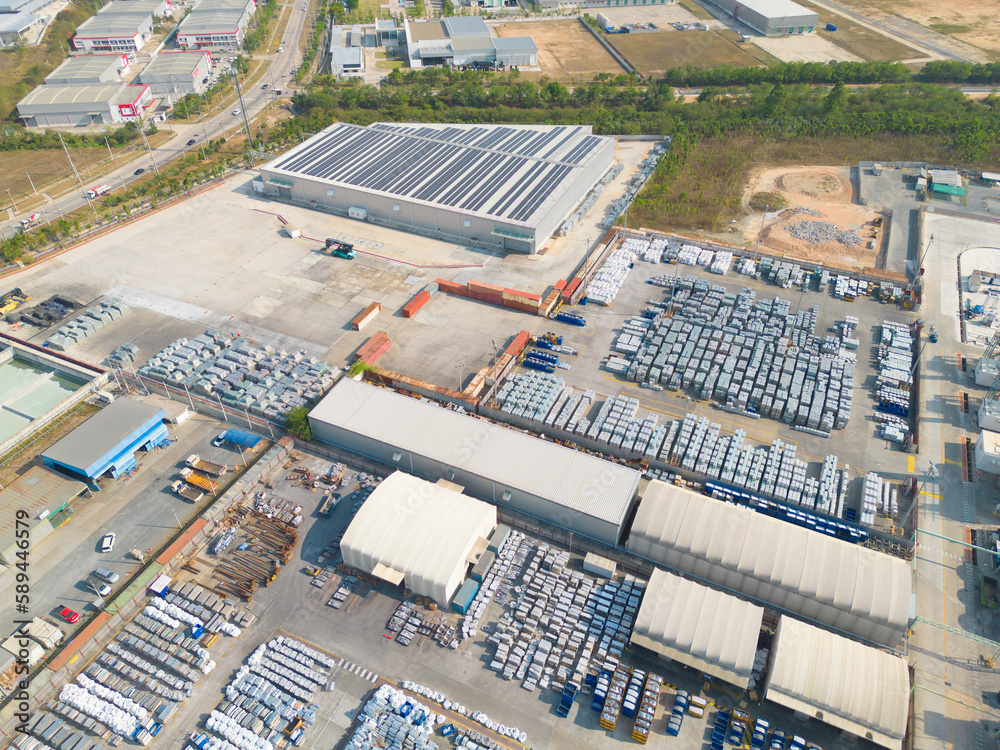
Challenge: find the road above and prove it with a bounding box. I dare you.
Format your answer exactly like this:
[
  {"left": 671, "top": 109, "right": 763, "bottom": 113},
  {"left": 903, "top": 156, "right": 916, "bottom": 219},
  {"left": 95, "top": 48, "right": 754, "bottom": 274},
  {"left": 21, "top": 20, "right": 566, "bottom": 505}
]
[
  {"left": 1, "top": 0, "right": 312, "bottom": 238},
  {"left": 0, "top": 415, "right": 236, "bottom": 666}
]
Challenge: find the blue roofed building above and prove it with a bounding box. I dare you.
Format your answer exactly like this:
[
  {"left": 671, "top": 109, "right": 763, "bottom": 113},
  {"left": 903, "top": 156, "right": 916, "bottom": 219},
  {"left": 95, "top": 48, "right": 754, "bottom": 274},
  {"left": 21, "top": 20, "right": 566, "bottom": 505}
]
[{"left": 42, "top": 398, "right": 168, "bottom": 482}]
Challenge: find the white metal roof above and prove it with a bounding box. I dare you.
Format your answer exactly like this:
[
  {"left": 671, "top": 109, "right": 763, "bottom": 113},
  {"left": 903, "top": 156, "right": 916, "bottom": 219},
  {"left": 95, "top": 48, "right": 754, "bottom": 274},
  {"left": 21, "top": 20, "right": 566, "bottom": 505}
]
[
  {"left": 310, "top": 379, "right": 641, "bottom": 530},
  {"left": 736, "top": 0, "right": 816, "bottom": 19},
  {"left": 18, "top": 83, "right": 123, "bottom": 109},
  {"left": 627, "top": 481, "right": 911, "bottom": 647},
  {"left": 929, "top": 168, "right": 962, "bottom": 187},
  {"left": 339, "top": 470, "right": 496, "bottom": 603},
  {"left": 631, "top": 568, "right": 763, "bottom": 689},
  {"left": 982, "top": 171, "right": 1000, "bottom": 181},
  {"left": 141, "top": 51, "right": 208, "bottom": 77},
  {"left": 765, "top": 617, "right": 909, "bottom": 749}
]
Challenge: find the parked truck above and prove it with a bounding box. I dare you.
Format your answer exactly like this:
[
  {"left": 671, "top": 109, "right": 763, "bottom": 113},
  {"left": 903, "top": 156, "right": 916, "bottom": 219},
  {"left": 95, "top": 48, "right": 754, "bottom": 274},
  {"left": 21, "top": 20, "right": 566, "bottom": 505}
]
[
  {"left": 86, "top": 184, "right": 112, "bottom": 199},
  {"left": 171, "top": 480, "right": 204, "bottom": 503},
  {"left": 318, "top": 493, "right": 340, "bottom": 517},
  {"left": 185, "top": 454, "right": 229, "bottom": 476},
  {"left": 179, "top": 468, "right": 219, "bottom": 494}
]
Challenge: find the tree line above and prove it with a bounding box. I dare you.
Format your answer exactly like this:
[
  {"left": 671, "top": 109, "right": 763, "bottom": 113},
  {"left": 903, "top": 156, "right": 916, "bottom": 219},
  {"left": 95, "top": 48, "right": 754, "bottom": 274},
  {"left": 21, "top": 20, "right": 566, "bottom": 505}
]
[{"left": 283, "top": 70, "right": 1000, "bottom": 160}]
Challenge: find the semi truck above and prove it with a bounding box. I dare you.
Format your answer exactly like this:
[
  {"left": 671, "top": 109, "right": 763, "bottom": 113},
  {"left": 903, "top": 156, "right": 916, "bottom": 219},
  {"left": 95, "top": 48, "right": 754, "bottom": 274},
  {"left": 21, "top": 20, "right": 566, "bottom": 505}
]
[
  {"left": 86, "top": 184, "right": 112, "bottom": 199},
  {"left": 20, "top": 213, "right": 40, "bottom": 229},
  {"left": 179, "top": 468, "right": 219, "bottom": 493},
  {"left": 185, "top": 454, "right": 229, "bottom": 476},
  {"left": 171, "top": 480, "right": 204, "bottom": 503}
]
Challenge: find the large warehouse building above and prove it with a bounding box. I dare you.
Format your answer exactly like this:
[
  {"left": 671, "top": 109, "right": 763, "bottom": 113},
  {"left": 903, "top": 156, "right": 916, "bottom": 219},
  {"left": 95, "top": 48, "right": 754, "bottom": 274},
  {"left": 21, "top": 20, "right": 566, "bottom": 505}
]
[
  {"left": 340, "top": 471, "right": 496, "bottom": 603},
  {"left": 71, "top": 0, "right": 168, "bottom": 52},
  {"left": 631, "top": 568, "right": 764, "bottom": 690},
  {"left": 44, "top": 54, "right": 129, "bottom": 85},
  {"left": 706, "top": 0, "right": 817, "bottom": 35},
  {"left": 309, "top": 379, "right": 641, "bottom": 545},
  {"left": 257, "top": 122, "right": 614, "bottom": 254},
  {"left": 17, "top": 81, "right": 151, "bottom": 126},
  {"left": 176, "top": 0, "right": 256, "bottom": 51},
  {"left": 765, "top": 617, "right": 909, "bottom": 749},
  {"left": 42, "top": 398, "right": 167, "bottom": 482},
  {"left": 627, "top": 481, "right": 911, "bottom": 647}
]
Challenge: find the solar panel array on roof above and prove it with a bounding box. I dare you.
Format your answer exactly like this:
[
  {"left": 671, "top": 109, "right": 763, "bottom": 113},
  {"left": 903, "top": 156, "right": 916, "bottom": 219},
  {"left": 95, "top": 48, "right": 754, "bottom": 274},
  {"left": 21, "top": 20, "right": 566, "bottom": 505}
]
[{"left": 267, "top": 122, "right": 609, "bottom": 225}]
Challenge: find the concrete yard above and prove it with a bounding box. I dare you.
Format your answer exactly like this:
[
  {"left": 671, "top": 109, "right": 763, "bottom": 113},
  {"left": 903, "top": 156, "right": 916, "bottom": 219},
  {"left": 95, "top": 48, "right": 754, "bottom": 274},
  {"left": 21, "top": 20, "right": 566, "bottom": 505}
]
[
  {"left": 503, "top": 253, "right": 915, "bottom": 515},
  {"left": 752, "top": 34, "right": 863, "bottom": 62},
  {"left": 6, "top": 142, "right": 654, "bottom": 392}
]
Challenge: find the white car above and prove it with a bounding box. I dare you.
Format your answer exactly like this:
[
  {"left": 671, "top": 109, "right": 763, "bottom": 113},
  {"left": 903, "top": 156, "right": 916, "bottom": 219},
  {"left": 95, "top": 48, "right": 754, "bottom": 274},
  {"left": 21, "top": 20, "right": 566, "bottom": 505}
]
[
  {"left": 231, "top": 109, "right": 241, "bottom": 116},
  {"left": 213, "top": 432, "right": 227, "bottom": 447},
  {"left": 88, "top": 580, "right": 112, "bottom": 597},
  {"left": 100, "top": 532, "right": 116, "bottom": 553}
]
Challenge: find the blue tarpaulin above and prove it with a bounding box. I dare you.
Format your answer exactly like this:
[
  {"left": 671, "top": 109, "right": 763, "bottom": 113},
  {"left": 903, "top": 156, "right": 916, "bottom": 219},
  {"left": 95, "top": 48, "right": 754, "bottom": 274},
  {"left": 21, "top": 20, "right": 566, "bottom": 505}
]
[{"left": 222, "top": 429, "right": 264, "bottom": 449}]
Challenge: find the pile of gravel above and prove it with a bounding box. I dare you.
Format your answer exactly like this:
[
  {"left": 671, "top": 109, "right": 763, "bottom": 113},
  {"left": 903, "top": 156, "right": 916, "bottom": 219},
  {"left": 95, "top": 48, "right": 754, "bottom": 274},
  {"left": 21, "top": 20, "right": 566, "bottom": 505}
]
[
  {"left": 787, "top": 220, "right": 862, "bottom": 247},
  {"left": 790, "top": 207, "right": 823, "bottom": 217}
]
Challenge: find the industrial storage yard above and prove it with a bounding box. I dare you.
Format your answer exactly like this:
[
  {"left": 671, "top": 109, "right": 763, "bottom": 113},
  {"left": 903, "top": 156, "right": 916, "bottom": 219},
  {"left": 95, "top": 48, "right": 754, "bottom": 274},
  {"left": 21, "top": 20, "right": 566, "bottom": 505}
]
[{"left": 0, "top": 124, "right": 996, "bottom": 750}]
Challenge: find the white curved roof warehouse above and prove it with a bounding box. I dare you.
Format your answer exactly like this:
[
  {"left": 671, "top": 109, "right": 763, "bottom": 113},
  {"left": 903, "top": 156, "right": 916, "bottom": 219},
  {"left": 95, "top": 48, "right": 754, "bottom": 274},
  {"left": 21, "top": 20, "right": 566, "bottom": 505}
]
[
  {"left": 627, "top": 481, "right": 910, "bottom": 647},
  {"left": 631, "top": 568, "right": 764, "bottom": 689},
  {"left": 340, "top": 471, "right": 496, "bottom": 604},
  {"left": 765, "top": 616, "right": 909, "bottom": 749}
]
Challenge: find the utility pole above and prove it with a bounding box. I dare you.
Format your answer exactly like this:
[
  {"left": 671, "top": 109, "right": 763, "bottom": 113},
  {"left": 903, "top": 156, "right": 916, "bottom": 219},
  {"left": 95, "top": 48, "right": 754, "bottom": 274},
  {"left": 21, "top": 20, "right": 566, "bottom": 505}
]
[
  {"left": 59, "top": 131, "right": 97, "bottom": 221},
  {"left": 104, "top": 136, "right": 115, "bottom": 162},
  {"left": 232, "top": 69, "right": 253, "bottom": 151},
  {"left": 25, "top": 172, "right": 38, "bottom": 197},
  {"left": 4, "top": 186, "right": 17, "bottom": 213},
  {"left": 137, "top": 123, "right": 159, "bottom": 175}
]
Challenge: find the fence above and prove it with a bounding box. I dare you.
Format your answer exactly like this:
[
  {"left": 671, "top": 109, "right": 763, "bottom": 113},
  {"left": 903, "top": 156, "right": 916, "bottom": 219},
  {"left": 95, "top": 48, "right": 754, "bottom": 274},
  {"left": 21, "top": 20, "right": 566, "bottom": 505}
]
[
  {"left": 577, "top": 18, "right": 633, "bottom": 75},
  {"left": 117, "top": 369, "right": 281, "bottom": 440}
]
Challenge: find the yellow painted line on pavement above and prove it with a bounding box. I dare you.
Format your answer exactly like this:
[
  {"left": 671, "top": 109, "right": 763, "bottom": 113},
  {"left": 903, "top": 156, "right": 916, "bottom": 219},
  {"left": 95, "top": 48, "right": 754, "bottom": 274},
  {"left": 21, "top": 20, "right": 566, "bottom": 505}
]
[
  {"left": 944, "top": 458, "right": 961, "bottom": 465},
  {"left": 908, "top": 455, "right": 915, "bottom": 473},
  {"left": 921, "top": 491, "right": 942, "bottom": 500}
]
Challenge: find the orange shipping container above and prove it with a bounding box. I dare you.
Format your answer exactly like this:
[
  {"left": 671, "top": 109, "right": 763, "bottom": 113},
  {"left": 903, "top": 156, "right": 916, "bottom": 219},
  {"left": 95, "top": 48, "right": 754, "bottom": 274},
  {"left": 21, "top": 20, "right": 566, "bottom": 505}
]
[
  {"left": 355, "top": 332, "right": 391, "bottom": 363},
  {"left": 351, "top": 302, "right": 382, "bottom": 331},
  {"left": 554, "top": 279, "right": 567, "bottom": 291}
]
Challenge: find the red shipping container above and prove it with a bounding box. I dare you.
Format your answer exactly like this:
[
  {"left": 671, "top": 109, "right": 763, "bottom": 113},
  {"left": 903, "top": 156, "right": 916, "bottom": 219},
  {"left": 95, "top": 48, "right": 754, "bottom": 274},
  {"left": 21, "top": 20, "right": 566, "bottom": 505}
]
[
  {"left": 554, "top": 279, "right": 567, "bottom": 291},
  {"left": 435, "top": 279, "right": 465, "bottom": 295},
  {"left": 355, "top": 332, "right": 390, "bottom": 363},
  {"left": 402, "top": 290, "right": 431, "bottom": 318}
]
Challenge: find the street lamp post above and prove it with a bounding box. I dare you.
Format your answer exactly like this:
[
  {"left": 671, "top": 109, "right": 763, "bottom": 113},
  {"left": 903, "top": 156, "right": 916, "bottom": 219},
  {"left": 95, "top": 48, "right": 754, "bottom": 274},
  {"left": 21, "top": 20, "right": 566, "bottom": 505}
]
[{"left": 25, "top": 172, "right": 38, "bottom": 197}]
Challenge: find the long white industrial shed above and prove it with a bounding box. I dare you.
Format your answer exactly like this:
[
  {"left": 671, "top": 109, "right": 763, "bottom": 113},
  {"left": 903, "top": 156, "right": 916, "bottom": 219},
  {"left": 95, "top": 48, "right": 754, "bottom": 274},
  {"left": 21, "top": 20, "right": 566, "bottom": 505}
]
[
  {"left": 765, "top": 617, "right": 909, "bottom": 749},
  {"left": 309, "top": 378, "right": 641, "bottom": 545},
  {"left": 627, "top": 481, "right": 911, "bottom": 647},
  {"left": 256, "top": 122, "right": 615, "bottom": 254},
  {"left": 631, "top": 568, "right": 764, "bottom": 690},
  {"left": 340, "top": 471, "right": 496, "bottom": 603}
]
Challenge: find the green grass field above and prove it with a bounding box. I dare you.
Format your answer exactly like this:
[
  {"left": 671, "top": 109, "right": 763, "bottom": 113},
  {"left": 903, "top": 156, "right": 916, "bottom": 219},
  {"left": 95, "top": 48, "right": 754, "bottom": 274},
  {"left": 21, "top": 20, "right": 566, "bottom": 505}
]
[{"left": 608, "top": 30, "right": 773, "bottom": 78}]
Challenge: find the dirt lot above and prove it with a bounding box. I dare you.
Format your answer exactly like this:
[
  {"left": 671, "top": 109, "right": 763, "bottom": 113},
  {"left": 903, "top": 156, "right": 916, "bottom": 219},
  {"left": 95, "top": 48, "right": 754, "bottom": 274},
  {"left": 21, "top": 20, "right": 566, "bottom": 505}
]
[
  {"left": 831, "top": 0, "right": 1000, "bottom": 58},
  {"left": 608, "top": 29, "right": 774, "bottom": 76},
  {"left": 739, "top": 167, "right": 883, "bottom": 270},
  {"left": 493, "top": 20, "right": 625, "bottom": 81}
]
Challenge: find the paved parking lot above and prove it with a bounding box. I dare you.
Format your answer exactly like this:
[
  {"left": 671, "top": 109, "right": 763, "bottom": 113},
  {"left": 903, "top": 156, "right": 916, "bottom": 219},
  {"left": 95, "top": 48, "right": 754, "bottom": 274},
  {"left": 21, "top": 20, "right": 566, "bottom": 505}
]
[{"left": 0, "top": 410, "right": 247, "bottom": 655}]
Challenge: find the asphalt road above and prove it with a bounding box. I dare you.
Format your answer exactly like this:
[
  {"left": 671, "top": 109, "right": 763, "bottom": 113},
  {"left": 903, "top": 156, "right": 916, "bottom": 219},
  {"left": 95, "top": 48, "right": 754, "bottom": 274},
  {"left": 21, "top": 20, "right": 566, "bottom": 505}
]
[
  {"left": 1, "top": 0, "right": 311, "bottom": 238},
  {"left": 0, "top": 414, "right": 239, "bottom": 650}
]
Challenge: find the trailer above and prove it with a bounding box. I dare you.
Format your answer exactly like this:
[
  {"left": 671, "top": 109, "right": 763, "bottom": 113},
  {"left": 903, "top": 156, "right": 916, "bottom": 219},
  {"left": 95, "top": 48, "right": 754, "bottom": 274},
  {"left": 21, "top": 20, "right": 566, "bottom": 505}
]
[
  {"left": 171, "top": 480, "right": 204, "bottom": 503},
  {"left": 86, "top": 184, "right": 112, "bottom": 199},
  {"left": 318, "top": 493, "right": 339, "bottom": 517},
  {"left": 185, "top": 454, "right": 229, "bottom": 476},
  {"left": 179, "top": 468, "right": 219, "bottom": 493}
]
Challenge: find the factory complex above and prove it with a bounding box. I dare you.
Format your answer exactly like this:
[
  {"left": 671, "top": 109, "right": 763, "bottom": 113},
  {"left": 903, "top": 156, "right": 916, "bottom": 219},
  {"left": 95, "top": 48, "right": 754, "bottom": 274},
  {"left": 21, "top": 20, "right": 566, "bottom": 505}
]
[
  {"left": 402, "top": 16, "right": 537, "bottom": 69},
  {"left": 4, "top": 107, "right": 997, "bottom": 750},
  {"left": 257, "top": 122, "right": 615, "bottom": 253},
  {"left": 705, "top": 0, "right": 817, "bottom": 35}
]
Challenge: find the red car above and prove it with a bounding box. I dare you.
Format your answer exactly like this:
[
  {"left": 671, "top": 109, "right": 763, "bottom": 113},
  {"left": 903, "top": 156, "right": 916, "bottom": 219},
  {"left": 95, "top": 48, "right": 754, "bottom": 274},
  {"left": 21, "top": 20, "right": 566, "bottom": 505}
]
[{"left": 58, "top": 607, "right": 80, "bottom": 624}]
